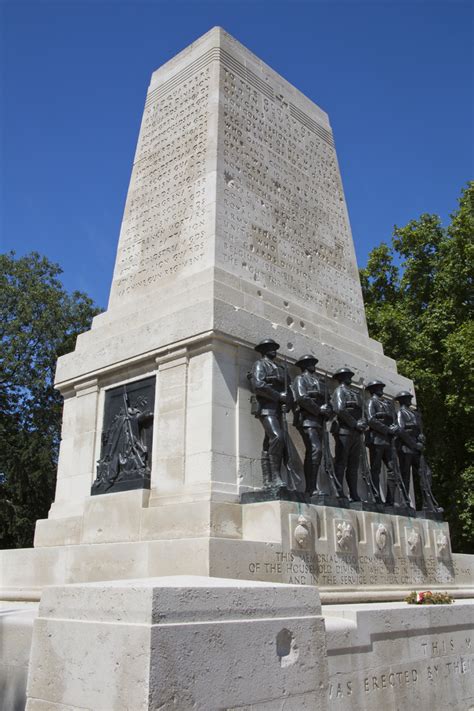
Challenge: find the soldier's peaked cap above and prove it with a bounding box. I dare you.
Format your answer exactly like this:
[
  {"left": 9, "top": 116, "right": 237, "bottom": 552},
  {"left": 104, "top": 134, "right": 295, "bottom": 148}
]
[
  {"left": 366, "top": 380, "right": 386, "bottom": 390},
  {"left": 333, "top": 367, "right": 354, "bottom": 379},
  {"left": 295, "top": 354, "right": 319, "bottom": 368},
  {"left": 254, "top": 338, "right": 280, "bottom": 353},
  {"left": 395, "top": 390, "right": 413, "bottom": 400}
]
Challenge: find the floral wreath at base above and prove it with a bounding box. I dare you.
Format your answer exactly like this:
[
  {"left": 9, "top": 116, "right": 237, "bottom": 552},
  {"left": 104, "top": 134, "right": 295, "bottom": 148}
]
[{"left": 405, "top": 590, "right": 454, "bottom": 605}]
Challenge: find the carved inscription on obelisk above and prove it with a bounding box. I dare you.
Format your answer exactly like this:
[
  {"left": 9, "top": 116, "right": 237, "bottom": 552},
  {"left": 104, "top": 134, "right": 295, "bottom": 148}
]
[
  {"left": 110, "top": 63, "right": 213, "bottom": 302},
  {"left": 217, "top": 57, "right": 366, "bottom": 328}
]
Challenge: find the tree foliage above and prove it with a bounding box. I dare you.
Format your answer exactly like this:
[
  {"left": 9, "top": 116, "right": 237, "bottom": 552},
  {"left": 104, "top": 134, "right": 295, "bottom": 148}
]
[
  {"left": 0, "top": 252, "right": 101, "bottom": 548},
  {"left": 360, "top": 183, "right": 474, "bottom": 553}
]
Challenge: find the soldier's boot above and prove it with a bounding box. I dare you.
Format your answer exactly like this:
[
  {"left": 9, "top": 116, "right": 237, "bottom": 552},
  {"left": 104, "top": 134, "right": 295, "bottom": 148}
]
[
  {"left": 308, "top": 455, "right": 324, "bottom": 495},
  {"left": 371, "top": 476, "right": 383, "bottom": 503},
  {"left": 269, "top": 454, "right": 284, "bottom": 489},
  {"left": 385, "top": 477, "right": 397, "bottom": 506},
  {"left": 305, "top": 467, "right": 317, "bottom": 495},
  {"left": 261, "top": 452, "right": 272, "bottom": 489},
  {"left": 347, "top": 470, "right": 360, "bottom": 502}
]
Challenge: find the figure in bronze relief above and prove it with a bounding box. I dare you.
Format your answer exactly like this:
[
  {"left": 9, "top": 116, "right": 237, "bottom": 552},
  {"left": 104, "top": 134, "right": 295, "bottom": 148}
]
[
  {"left": 293, "top": 355, "right": 332, "bottom": 495},
  {"left": 92, "top": 390, "right": 154, "bottom": 495},
  {"left": 365, "top": 380, "right": 400, "bottom": 505},
  {"left": 331, "top": 368, "right": 367, "bottom": 502},
  {"left": 394, "top": 391, "right": 443, "bottom": 514}
]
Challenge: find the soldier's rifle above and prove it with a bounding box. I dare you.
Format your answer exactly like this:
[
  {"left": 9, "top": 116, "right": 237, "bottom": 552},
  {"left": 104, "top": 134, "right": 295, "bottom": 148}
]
[
  {"left": 321, "top": 376, "right": 342, "bottom": 497},
  {"left": 122, "top": 388, "right": 146, "bottom": 470},
  {"left": 359, "top": 388, "right": 379, "bottom": 503},
  {"left": 388, "top": 409, "right": 412, "bottom": 508},
  {"left": 280, "top": 353, "right": 301, "bottom": 491},
  {"left": 418, "top": 453, "right": 442, "bottom": 513}
]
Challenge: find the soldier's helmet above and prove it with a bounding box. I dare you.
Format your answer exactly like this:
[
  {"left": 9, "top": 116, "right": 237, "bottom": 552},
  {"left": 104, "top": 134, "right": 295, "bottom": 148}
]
[
  {"left": 254, "top": 338, "right": 280, "bottom": 354},
  {"left": 395, "top": 390, "right": 413, "bottom": 401},
  {"left": 333, "top": 367, "right": 355, "bottom": 381},
  {"left": 365, "top": 380, "right": 386, "bottom": 391},
  {"left": 295, "top": 354, "right": 318, "bottom": 369}
]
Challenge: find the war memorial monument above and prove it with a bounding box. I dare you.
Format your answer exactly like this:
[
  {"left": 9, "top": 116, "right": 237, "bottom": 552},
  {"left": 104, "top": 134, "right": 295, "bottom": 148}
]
[{"left": 1, "top": 27, "right": 473, "bottom": 711}]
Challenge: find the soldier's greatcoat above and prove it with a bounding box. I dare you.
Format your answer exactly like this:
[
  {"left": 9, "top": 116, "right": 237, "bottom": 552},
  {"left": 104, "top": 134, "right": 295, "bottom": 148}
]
[
  {"left": 251, "top": 357, "right": 285, "bottom": 415},
  {"left": 293, "top": 372, "right": 327, "bottom": 427},
  {"left": 331, "top": 383, "right": 363, "bottom": 500}
]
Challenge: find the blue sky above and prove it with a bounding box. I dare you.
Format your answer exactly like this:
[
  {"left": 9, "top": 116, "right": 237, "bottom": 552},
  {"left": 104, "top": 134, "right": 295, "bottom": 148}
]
[{"left": 1, "top": 0, "right": 472, "bottom": 308}]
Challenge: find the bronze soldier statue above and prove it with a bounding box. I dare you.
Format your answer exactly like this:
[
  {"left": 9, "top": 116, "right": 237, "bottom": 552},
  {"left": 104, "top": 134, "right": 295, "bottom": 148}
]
[
  {"left": 365, "top": 380, "right": 400, "bottom": 505},
  {"left": 331, "top": 367, "right": 367, "bottom": 502},
  {"left": 249, "top": 339, "right": 290, "bottom": 489},
  {"left": 293, "top": 355, "right": 332, "bottom": 495},
  {"left": 394, "top": 391, "right": 442, "bottom": 514}
]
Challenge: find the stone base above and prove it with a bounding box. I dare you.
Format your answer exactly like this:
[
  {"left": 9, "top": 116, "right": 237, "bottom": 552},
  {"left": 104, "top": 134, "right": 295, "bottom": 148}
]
[
  {"left": 310, "top": 493, "right": 347, "bottom": 508},
  {"left": 5, "top": 577, "right": 473, "bottom": 711},
  {"left": 386, "top": 504, "right": 417, "bottom": 518},
  {"left": 417, "top": 509, "right": 445, "bottom": 522},
  {"left": 0, "top": 602, "right": 38, "bottom": 711},
  {"left": 324, "top": 600, "right": 474, "bottom": 709},
  {"left": 240, "top": 487, "right": 308, "bottom": 504},
  {"left": 1, "top": 499, "right": 473, "bottom": 600},
  {"left": 24, "top": 576, "right": 328, "bottom": 711},
  {"left": 361, "top": 501, "right": 385, "bottom": 513}
]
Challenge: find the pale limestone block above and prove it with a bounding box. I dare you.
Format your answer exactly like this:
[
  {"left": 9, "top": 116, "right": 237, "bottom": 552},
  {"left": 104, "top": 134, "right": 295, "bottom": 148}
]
[
  {"left": 211, "top": 402, "right": 237, "bottom": 457},
  {"left": 57, "top": 394, "right": 76, "bottom": 437},
  {"left": 210, "top": 502, "right": 242, "bottom": 538},
  {"left": 211, "top": 343, "right": 239, "bottom": 407},
  {"left": 243, "top": 502, "right": 284, "bottom": 543},
  {"left": 186, "top": 349, "right": 213, "bottom": 408},
  {"left": 73, "top": 381, "right": 99, "bottom": 433},
  {"left": 25, "top": 575, "right": 328, "bottom": 711},
  {"left": 140, "top": 501, "right": 241, "bottom": 540},
  {"left": 69, "top": 429, "right": 97, "bottom": 473},
  {"left": 0, "top": 547, "right": 66, "bottom": 589},
  {"left": 145, "top": 540, "right": 210, "bottom": 578},
  {"left": 34, "top": 516, "right": 82, "bottom": 548},
  {"left": 0, "top": 603, "right": 38, "bottom": 711},
  {"left": 152, "top": 456, "right": 185, "bottom": 492},
  {"left": 324, "top": 601, "right": 474, "bottom": 710},
  {"left": 26, "top": 617, "right": 151, "bottom": 710},
  {"left": 64, "top": 541, "right": 150, "bottom": 584},
  {"left": 81, "top": 489, "right": 149, "bottom": 544},
  {"left": 452, "top": 553, "right": 474, "bottom": 585},
  {"left": 141, "top": 501, "right": 214, "bottom": 540},
  {"left": 154, "top": 408, "right": 186, "bottom": 456},
  {"left": 53, "top": 472, "right": 91, "bottom": 505},
  {"left": 55, "top": 436, "right": 75, "bottom": 478},
  {"left": 185, "top": 404, "right": 213, "bottom": 455}
]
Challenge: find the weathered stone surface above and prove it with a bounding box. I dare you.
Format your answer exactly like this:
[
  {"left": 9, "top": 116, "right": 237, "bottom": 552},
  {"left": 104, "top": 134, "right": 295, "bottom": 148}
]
[
  {"left": 324, "top": 601, "right": 474, "bottom": 710},
  {"left": 2, "top": 500, "right": 473, "bottom": 600},
  {"left": 0, "top": 603, "right": 39, "bottom": 711},
  {"left": 25, "top": 576, "right": 328, "bottom": 711},
  {"left": 20, "top": 577, "right": 474, "bottom": 711}
]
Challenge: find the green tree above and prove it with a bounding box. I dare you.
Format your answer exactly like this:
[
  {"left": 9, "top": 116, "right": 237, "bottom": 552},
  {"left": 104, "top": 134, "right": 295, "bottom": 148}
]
[
  {"left": 0, "top": 252, "right": 101, "bottom": 548},
  {"left": 360, "top": 182, "right": 474, "bottom": 553}
]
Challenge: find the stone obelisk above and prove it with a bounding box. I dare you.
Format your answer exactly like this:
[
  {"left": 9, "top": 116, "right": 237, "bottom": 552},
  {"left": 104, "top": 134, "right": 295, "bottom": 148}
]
[{"left": 45, "top": 27, "right": 412, "bottom": 532}]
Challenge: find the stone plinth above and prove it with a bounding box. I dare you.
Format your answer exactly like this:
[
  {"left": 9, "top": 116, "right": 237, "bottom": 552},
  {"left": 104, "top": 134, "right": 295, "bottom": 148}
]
[
  {"left": 25, "top": 576, "right": 328, "bottom": 711},
  {"left": 18, "top": 577, "right": 474, "bottom": 711},
  {"left": 2, "top": 499, "right": 473, "bottom": 602},
  {"left": 324, "top": 601, "right": 474, "bottom": 709}
]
